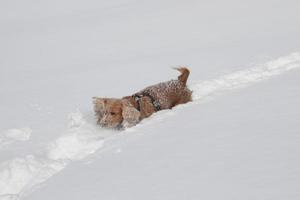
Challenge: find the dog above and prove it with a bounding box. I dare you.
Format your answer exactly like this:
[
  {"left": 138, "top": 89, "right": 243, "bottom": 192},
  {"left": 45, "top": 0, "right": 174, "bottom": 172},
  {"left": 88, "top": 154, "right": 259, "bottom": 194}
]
[{"left": 93, "top": 67, "right": 192, "bottom": 129}]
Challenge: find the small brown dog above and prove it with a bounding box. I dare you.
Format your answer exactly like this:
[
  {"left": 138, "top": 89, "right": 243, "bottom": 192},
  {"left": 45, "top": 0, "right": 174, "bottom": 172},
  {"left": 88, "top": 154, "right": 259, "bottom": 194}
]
[{"left": 93, "top": 67, "right": 192, "bottom": 129}]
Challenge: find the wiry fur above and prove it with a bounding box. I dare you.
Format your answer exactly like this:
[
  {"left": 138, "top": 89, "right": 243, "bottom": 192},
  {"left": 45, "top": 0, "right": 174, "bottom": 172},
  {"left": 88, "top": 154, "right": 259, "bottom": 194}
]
[{"left": 93, "top": 67, "right": 192, "bottom": 129}]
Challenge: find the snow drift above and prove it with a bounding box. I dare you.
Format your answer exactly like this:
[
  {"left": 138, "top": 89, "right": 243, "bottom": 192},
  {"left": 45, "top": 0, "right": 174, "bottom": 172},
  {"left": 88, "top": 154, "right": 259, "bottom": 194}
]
[{"left": 0, "top": 52, "right": 300, "bottom": 200}]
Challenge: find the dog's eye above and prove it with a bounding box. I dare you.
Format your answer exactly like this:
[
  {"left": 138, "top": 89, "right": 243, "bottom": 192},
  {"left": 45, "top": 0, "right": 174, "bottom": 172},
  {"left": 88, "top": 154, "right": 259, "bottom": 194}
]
[{"left": 110, "top": 112, "right": 116, "bottom": 115}]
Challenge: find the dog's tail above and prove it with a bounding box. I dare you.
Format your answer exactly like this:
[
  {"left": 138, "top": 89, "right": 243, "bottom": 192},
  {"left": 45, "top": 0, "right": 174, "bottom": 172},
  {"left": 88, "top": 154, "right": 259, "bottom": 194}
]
[{"left": 174, "top": 67, "right": 190, "bottom": 85}]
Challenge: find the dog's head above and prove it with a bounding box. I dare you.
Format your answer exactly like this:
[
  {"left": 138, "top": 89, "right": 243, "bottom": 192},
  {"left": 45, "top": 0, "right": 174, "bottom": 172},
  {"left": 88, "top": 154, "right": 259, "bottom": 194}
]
[{"left": 93, "top": 97, "right": 140, "bottom": 129}]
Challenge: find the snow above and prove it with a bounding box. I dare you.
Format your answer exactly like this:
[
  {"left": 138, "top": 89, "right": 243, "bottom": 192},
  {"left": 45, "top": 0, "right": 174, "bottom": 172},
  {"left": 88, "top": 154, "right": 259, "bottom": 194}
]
[
  {"left": 191, "top": 52, "right": 300, "bottom": 100},
  {"left": 1, "top": 54, "right": 299, "bottom": 200},
  {"left": 2, "top": 129, "right": 32, "bottom": 142},
  {"left": 0, "top": 129, "right": 32, "bottom": 150},
  {"left": 0, "top": 155, "right": 64, "bottom": 200},
  {"left": 22, "top": 70, "right": 300, "bottom": 200},
  {"left": 47, "top": 111, "right": 105, "bottom": 161},
  {"left": 1, "top": 0, "right": 300, "bottom": 199}
]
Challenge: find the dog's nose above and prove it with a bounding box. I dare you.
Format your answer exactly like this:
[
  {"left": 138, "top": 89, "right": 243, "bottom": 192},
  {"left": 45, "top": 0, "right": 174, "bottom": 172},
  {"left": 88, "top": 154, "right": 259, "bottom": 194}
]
[
  {"left": 99, "top": 121, "right": 107, "bottom": 127},
  {"left": 99, "top": 117, "right": 108, "bottom": 126},
  {"left": 100, "top": 123, "right": 107, "bottom": 127}
]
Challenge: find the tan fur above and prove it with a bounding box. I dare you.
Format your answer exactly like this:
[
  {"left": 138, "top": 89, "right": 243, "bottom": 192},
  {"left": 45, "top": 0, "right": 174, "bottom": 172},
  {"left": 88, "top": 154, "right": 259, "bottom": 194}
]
[
  {"left": 93, "top": 67, "right": 192, "bottom": 129},
  {"left": 174, "top": 67, "right": 190, "bottom": 85}
]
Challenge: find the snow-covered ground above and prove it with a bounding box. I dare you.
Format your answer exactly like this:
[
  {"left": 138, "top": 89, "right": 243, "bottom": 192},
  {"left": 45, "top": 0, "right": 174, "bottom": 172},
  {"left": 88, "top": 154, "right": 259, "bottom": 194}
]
[{"left": 1, "top": 0, "right": 300, "bottom": 199}]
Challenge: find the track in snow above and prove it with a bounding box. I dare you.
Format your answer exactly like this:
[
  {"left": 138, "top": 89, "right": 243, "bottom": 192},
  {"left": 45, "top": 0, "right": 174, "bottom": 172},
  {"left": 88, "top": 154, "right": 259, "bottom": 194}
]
[{"left": 1, "top": 52, "right": 300, "bottom": 200}]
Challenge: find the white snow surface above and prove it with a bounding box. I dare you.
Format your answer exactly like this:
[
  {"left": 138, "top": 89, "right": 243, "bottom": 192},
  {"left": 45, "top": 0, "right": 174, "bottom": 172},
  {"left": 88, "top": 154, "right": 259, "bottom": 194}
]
[
  {"left": 0, "top": 129, "right": 31, "bottom": 149},
  {"left": 1, "top": 0, "right": 300, "bottom": 199}
]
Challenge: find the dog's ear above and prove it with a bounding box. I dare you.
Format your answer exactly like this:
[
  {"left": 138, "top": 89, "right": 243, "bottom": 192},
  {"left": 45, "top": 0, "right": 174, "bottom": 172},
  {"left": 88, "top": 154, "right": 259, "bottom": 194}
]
[
  {"left": 93, "top": 97, "right": 106, "bottom": 123},
  {"left": 121, "top": 99, "right": 140, "bottom": 128}
]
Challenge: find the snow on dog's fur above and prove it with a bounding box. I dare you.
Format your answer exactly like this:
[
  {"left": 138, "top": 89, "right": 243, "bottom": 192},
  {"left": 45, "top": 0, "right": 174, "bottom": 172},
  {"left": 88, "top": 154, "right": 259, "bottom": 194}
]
[{"left": 93, "top": 67, "right": 192, "bottom": 129}]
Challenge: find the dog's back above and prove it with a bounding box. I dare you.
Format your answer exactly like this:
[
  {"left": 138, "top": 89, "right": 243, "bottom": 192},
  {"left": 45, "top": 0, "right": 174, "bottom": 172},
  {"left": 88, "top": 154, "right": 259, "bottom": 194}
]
[{"left": 134, "top": 67, "right": 192, "bottom": 109}]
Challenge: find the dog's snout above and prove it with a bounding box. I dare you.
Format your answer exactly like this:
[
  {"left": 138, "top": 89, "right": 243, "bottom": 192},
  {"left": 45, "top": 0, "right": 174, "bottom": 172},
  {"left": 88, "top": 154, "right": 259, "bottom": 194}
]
[
  {"left": 99, "top": 115, "right": 120, "bottom": 128},
  {"left": 99, "top": 117, "right": 108, "bottom": 126}
]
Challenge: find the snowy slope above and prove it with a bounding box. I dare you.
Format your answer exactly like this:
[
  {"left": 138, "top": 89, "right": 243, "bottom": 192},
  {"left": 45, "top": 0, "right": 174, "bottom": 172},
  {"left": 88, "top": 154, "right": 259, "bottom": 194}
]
[
  {"left": 1, "top": 0, "right": 300, "bottom": 199},
  {"left": 24, "top": 69, "right": 300, "bottom": 200}
]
